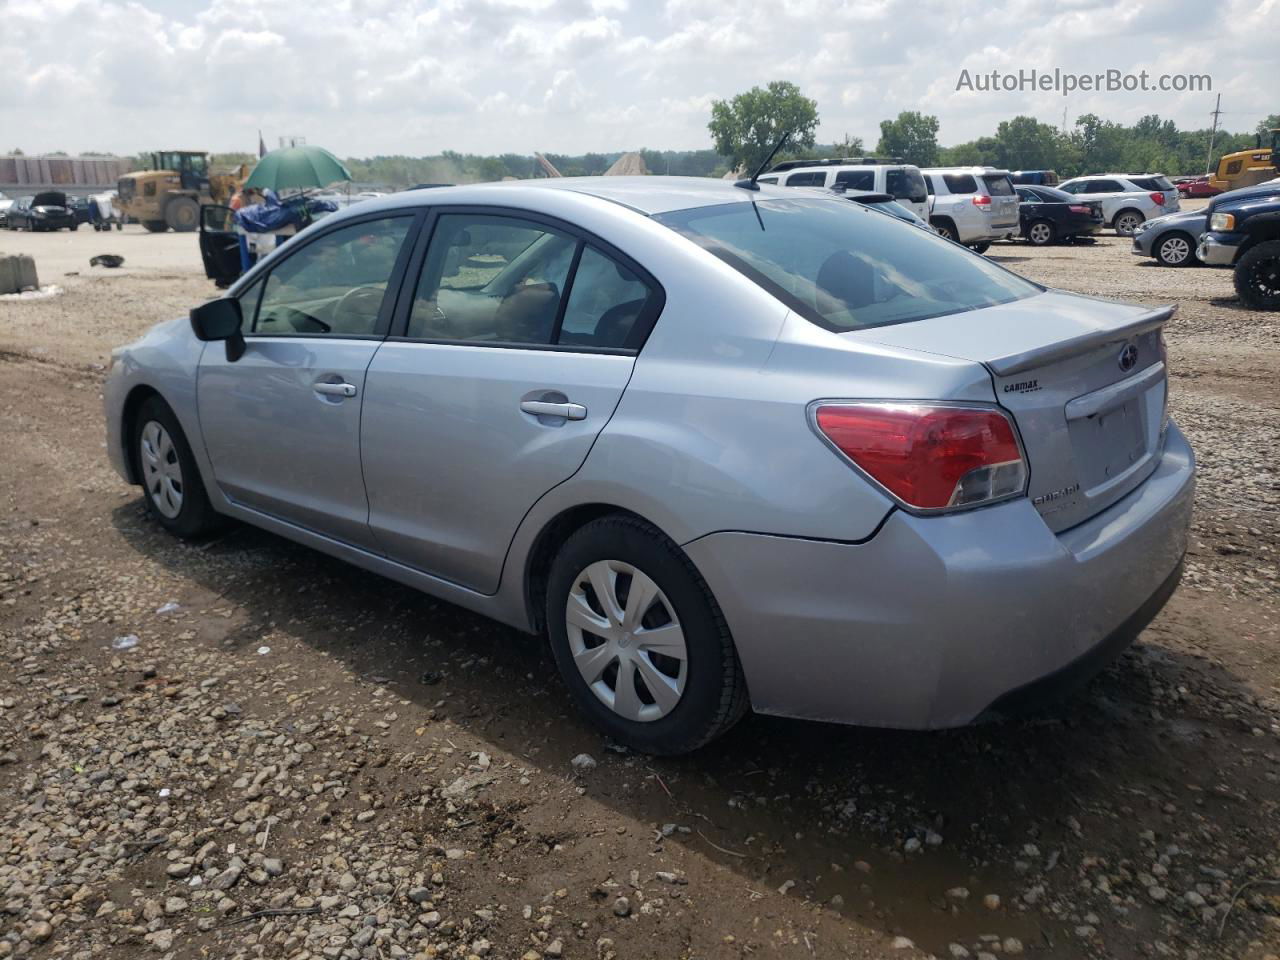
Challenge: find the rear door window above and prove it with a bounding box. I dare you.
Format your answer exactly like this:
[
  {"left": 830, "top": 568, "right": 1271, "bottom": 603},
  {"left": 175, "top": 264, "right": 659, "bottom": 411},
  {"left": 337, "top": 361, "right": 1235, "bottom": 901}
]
[
  {"left": 1087, "top": 179, "right": 1125, "bottom": 193},
  {"left": 942, "top": 174, "right": 977, "bottom": 194},
  {"left": 785, "top": 171, "right": 827, "bottom": 187},
  {"left": 557, "top": 246, "right": 658, "bottom": 350},
  {"left": 834, "top": 170, "right": 875, "bottom": 191}
]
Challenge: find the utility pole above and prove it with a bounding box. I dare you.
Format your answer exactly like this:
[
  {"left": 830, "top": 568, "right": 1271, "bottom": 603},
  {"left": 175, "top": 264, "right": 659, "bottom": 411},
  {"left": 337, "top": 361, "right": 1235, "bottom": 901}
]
[
  {"left": 1062, "top": 102, "right": 1068, "bottom": 134},
  {"left": 1205, "top": 93, "right": 1223, "bottom": 175}
]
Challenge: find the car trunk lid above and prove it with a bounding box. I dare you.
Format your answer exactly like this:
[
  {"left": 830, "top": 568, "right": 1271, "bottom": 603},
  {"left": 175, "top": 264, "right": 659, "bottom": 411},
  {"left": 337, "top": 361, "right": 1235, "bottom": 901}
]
[{"left": 845, "top": 291, "right": 1171, "bottom": 532}]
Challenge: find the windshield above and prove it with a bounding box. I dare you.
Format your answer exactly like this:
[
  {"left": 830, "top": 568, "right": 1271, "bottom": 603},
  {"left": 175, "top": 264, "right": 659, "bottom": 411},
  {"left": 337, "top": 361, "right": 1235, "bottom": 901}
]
[
  {"left": 886, "top": 168, "right": 927, "bottom": 203},
  {"left": 655, "top": 198, "right": 1039, "bottom": 332}
]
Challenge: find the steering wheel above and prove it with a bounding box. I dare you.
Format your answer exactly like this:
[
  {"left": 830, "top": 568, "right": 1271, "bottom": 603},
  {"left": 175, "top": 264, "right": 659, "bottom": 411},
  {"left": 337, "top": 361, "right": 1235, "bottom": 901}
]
[
  {"left": 332, "top": 285, "right": 384, "bottom": 331},
  {"left": 280, "top": 306, "right": 330, "bottom": 334}
]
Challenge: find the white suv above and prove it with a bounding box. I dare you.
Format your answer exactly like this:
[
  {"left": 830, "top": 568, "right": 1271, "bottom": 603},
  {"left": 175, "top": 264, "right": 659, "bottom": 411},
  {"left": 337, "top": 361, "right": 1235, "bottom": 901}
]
[
  {"left": 759, "top": 159, "right": 930, "bottom": 220},
  {"left": 1056, "top": 174, "right": 1180, "bottom": 236},
  {"left": 920, "top": 167, "right": 1021, "bottom": 251}
]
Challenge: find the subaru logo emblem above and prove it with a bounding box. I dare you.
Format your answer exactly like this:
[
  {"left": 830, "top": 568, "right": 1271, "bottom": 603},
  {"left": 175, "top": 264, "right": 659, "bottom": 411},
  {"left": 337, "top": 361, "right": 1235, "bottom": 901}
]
[{"left": 1118, "top": 344, "right": 1138, "bottom": 372}]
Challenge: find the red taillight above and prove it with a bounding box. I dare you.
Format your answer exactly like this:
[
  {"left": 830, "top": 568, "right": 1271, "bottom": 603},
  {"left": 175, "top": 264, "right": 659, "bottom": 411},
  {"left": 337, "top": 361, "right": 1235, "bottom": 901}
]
[
  {"left": 971, "top": 194, "right": 991, "bottom": 207},
  {"left": 1068, "top": 204, "right": 1092, "bottom": 215},
  {"left": 813, "top": 403, "right": 1027, "bottom": 511},
  {"left": 1150, "top": 191, "right": 1165, "bottom": 206}
]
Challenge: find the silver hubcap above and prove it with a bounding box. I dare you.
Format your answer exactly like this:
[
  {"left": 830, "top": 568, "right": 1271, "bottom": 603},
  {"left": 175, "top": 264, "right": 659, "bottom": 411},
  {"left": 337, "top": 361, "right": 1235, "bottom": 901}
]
[
  {"left": 1030, "top": 223, "right": 1051, "bottom": 243},
  {"left": 1118, "top": 214, "right": 1140, "bottom": 235},
  {"left": 140, "top": 421, "right": 183, "bottom": 519},
  {"left": 565, "top": 560, "right": 687, "bottom": 723},
  {"left": 1160, "top": 237, "right": 1189, "bottom": 263}
]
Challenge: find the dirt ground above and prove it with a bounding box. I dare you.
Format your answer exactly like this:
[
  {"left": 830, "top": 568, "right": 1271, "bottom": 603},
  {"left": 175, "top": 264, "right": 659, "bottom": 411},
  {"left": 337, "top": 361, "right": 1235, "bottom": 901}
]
[{"left": 1, "top": 215, "right": 1278, "bottom": 960}]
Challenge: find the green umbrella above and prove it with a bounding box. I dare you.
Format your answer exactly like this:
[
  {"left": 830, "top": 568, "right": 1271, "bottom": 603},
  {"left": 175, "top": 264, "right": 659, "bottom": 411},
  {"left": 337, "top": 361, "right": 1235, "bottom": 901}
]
[{"left": 243, "top": 145, "right": 352, "bottom": 192}]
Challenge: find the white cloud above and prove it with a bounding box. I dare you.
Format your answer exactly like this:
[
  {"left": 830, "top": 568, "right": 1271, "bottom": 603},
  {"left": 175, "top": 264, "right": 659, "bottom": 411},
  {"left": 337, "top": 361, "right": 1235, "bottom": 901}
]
[{"left": 0, "top": 0, "right": 1274, "bottom": 157}]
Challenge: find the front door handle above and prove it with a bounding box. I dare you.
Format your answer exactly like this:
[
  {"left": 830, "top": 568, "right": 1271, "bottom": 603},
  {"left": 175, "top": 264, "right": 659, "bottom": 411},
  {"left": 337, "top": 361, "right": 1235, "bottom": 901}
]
[
  {"left": 520, "top": 400, "right": 587, "bottom": 421},
  {"left": 314, "top": 381, "right": 357, "bottom": 398}
]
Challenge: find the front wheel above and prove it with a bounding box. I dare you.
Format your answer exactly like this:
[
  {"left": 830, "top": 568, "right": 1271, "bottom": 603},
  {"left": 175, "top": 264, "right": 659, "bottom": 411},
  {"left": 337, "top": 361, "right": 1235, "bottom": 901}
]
[
  {"left": 1155, "top": 232, "right": 1195, "bottom": 267},
  {"left": 1234, "top": 240, "right": 1280, "bottom": 311},
  {"left": 132, "top": 396, "right": 222, "bottom": 538},
  {"left": 546, "top": 516, "right": 748, "bottom": 754}
]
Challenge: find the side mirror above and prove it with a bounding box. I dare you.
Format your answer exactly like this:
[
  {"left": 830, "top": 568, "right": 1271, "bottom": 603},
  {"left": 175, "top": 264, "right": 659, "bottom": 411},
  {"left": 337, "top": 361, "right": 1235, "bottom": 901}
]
[{"left": 190, "top": 297, "right": 246, "bottom": 362}]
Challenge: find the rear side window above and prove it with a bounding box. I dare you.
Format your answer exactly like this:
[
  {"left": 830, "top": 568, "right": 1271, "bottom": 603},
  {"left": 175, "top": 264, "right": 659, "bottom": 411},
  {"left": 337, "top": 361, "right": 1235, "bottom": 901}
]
[
  {"left": 834, "top": 170, "right": 875, "bottom": 191},
  {"left": 1130, "top": 176, "right": 1174, "bottom": 191},
  {"left": 785, "top": 171, "right": 827, "bottom": 187},
  {"left": 942, "top": 174, "right": 977, "bottom": 194},
  {"left": 1085, "top": 179, "right": 1125, "bottom": 192},
  {"left": 757, "top": 176, "right": 779, "bottom": 185},
  {"left": 656, "top": 198, "right": 1038, "bottom": 333},
  {"left": 982, "top": 175, "right": 1015, "bottom": 196},
  {"left": 558, "top": 246, "right": 656, "bottom": 349},
  {"left": 886, "top": 168, "right": 927, "bottom": 202}
]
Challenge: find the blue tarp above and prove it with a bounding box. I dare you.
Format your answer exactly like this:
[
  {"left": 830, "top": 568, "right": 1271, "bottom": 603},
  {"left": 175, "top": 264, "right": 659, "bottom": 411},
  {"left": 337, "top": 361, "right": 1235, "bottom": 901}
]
[{"left": 234, "top": 189, "right": 338, "bottom": 233}]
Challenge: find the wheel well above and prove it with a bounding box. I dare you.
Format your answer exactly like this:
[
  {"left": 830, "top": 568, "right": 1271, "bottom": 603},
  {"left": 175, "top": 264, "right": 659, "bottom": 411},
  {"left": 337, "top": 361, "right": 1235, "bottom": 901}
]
[
  {"left": 1112, "top": 207, "right": 1143, "bottom": 225},
  {"left": 929, "top": 215, "right": 957, "bottom": 231},
  {"left": 523, "top": 504, "right": 653, "bottom": 634},
  {"left": 119, "top": 385, "right": 161, "bottom": 483}
]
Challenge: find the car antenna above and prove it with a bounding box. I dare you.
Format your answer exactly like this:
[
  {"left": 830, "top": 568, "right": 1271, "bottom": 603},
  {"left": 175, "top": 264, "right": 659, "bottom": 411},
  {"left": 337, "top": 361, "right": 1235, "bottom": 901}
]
[{"left": 734, "top": 130, "right": 791, "bottom": 191}]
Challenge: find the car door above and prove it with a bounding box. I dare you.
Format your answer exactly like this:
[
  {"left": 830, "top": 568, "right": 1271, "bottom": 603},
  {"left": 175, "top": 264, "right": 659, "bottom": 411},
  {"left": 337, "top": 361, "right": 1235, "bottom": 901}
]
[
  {"left": 197, "top": 212, "right": 418, "bottom": 548},
  {"left": 360, "top": 209, "right": 664, "bottom": 594},
  {"left": 1015, "top": 187, "right": 1042, "bottom": 233},
  {"left": 199, "top": 204, "right": 243, "bottom": 287}
]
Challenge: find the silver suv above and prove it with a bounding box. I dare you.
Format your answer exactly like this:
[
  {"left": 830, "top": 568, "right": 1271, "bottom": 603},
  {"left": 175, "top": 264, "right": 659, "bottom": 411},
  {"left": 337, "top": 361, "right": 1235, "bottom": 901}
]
[
  {"left": 1057, "top": 174, "right": 1180, "bottom": 236},
  {"left": 759, "top": 158, "right": 930, "bottom": 220},
  {"left": 921, "top": 167, "right": 1021, "bottom": 251}
]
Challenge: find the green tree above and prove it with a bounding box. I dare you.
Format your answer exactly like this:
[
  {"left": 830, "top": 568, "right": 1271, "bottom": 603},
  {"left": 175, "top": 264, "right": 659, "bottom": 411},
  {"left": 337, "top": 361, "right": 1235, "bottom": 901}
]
[
  {"left": 1256, "top": 115, "right": 1280, "bottom": 135},
  {"left": 833, "top": 133, "right": 865, "bottom": 156},
  {"left": 993, "top": 116, "right": 1061, "bottom": 170},
  {"left": 707, "top": 81, "right": 819, "bottom": 173},
  {"left": 875, "top": 111, "right": 940, "bottom": 166}
]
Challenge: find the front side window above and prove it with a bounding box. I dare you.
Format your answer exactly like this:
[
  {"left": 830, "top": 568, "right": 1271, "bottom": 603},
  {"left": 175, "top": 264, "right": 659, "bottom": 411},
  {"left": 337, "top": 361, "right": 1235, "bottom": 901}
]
[
  {"left": 252, "top": 217, "right": 411, "bottom": 337},
  {"left": 656, "top": 198, "right": 1039, "bottom": 333}
]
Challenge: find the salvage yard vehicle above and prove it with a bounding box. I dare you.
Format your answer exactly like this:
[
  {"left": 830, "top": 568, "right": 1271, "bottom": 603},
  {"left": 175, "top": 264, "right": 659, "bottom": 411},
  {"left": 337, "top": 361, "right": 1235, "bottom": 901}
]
[
  {"left": 920, "top": 167, "right": 1021, "bottom": 251},
  {"left": 116, "top": 150, "right": 241, "bottom": 233},
  {"left": 1013, "top": 185, "right": 1103, "bottom": 245},
  {"left": 1131, "top": 210, "right": 1207, "bottom": 267},
  {"left": 1057, "top": 174, "right": 1180, "bottom": 236},
  {"left": 103, "top": 177, "right": 1195, "bottom": 754},
  {"left": 1208, "top": 127, "right": 1280, "bottom": 193},
  {"left": 759, "top": 158, "right": 931, "bottom": 220},
  {"left": 5, "top": 192, "right": 78, "bottom": 231},
  {"left": 1198, "top": 190, "right": 1280, "bottom": 309}
]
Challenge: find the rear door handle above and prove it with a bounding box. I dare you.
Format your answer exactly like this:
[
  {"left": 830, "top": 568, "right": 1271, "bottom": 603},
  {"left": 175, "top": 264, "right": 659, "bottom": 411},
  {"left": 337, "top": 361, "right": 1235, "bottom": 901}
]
[
  {"left": 314, "top": 381, "right": 357, "bottom": 398},
  {"left": 520, "top": 400, "right": 587, "bottom": 421}
]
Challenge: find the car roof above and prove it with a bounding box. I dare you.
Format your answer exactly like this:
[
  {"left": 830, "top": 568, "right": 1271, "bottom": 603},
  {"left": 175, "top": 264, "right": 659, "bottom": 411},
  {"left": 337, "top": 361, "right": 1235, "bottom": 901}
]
[
  {"left": 328, "top": 176, "right": 827, "bottom": 220},
  {"left": 921, "top": 166, "right": 1012, "bottom": 175}
]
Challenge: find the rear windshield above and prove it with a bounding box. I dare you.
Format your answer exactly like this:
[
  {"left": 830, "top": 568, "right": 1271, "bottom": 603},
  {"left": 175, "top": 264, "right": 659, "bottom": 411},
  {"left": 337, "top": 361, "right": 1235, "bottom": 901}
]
[
  {"left": 1031, "top": 185, "right": 1074, "bottom": 202},
  {"left": 886, "top": 168, "right": 927, "bottom": 202},
  {"left": 655, "top": 198, "right": 1039, "bottom": 333},
  {"left": 942, "top": 174, "right": 977, "bottom": 194},
  {"left": 983, "top": 175, "right": 1015, "bottom": 196},
  {"left": 1130, "top": 176, "right": 1174, "bottom": 191}
]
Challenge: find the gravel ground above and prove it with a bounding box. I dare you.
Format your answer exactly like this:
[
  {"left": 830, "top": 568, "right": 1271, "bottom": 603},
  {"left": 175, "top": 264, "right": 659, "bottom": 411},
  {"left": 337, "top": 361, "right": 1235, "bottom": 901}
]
[{"left": 1, "top": 221, "right": 1278, "bottom": 960}]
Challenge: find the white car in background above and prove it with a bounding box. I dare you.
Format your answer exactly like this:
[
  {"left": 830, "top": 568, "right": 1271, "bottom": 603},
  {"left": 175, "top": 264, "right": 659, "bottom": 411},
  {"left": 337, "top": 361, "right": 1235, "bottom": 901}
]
[
  {"left": 758, "top": 159, "right": 931, "bottom": 220},
  {"left": 921, "top": 167, "right": 1021, "bottom": 251},
  {"left": 1057, "top": 174, "right": 1180, "bottom": 236}
]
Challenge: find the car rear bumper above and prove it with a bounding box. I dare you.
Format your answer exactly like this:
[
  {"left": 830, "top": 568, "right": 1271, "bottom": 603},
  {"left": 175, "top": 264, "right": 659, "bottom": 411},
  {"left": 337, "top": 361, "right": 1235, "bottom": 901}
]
[
  {"left": 1197, "top": 232, "right": 1244, "bottom": 266},
  {"left": 684, "top": 422, "right": 1194, "bottom": 729}
]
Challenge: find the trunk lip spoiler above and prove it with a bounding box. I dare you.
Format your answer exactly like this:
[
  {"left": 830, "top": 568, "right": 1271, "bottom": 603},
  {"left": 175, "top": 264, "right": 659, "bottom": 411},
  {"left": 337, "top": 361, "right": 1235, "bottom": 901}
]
[{"left": 988, "top": 305, "right": 1174, "bottom": 377}]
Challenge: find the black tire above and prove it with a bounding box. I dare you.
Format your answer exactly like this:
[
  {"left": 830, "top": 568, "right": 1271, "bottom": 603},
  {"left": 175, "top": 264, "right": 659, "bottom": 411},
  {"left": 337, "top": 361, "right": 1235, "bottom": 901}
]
[
  {"left": 70, "top": 223, "right": 79, "bottom": 232},
  {"left": 1113, "top": 209, "right": 1144, "bottom": 237},
  {"left": 131, "top": 396, "right": 222, "bottom": 538},
  {"left": 1027, "top": 219, "right": 1056, "bottom": 246},
  {"left": 142, "top": 220, "right": 168, "bottom": 233},
  {"left": 930, "top": 218, "right": 958, "bottom": 242},
  {"left": 968, "top": 240, "right": 992, "bottom": 254},
  {"left": 1234, "top": 239, "right": 1280, "bottom": 311},
  {"left": 1154, "top": 231, "right": 1196, "bottom": 267},
  {"left": 546, "top": 515, "right": 748, "bottom": 755},
  {"left": 165, "top": 197, "right": 199, "bottom": 232}
]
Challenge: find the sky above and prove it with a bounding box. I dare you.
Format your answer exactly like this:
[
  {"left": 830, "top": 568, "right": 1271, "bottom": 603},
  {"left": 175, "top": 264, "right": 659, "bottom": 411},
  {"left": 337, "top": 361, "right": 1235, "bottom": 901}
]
[{"left": 1, "top": 0, "right": 1275, "bottom": 158}]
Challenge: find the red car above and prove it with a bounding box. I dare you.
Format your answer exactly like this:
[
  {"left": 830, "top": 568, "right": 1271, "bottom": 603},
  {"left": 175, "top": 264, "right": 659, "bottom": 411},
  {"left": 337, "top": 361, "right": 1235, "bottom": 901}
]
[{"left": 1177, "top": 176, "right": 1222, "bottom": 198}]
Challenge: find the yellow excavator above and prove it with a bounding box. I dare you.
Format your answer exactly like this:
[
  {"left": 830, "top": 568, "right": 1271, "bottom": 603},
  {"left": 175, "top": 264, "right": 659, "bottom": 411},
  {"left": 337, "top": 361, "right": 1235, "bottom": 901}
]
[
  {"left": 116, "top": 151, "right": 246, "bottom": 232},
  {"left": 1209, "top": 128, "right": 1280, "bottom": 192}
]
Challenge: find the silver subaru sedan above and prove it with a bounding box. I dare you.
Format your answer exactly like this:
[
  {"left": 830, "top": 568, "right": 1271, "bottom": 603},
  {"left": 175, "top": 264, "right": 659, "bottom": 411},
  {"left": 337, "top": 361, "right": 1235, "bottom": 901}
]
[{"left": 104, "top": 177, "right": 1194, "bottom": 754}]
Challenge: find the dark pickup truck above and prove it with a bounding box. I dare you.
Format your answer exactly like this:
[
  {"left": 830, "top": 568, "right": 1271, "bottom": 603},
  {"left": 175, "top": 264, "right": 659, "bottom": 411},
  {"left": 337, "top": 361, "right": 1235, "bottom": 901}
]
[{"left": 1197, "top": 181, "right": 1280, "bottom": 309}]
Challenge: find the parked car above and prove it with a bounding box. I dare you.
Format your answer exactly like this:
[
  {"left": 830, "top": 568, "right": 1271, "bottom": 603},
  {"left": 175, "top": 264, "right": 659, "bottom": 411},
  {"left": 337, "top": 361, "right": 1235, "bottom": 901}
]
[
  {"left": 1198, "top": 191, "right": 1280, "bottom": 309},
  {"left": 1057, "top": 175, "right": 1180, "bottom": 236},
  {"left": 6, "top": 192, "right": 79, "bottom": 231},
  {"left": 1011, "top": 170, "right": 1060, "bottom": 186},
  {"left": 1013, "top": 185, "right": 1104, "bottom": 245},
  {"left": 759, "top": 158, "right": 930, "bottom": 220},
  {"left": 104, "top": 177, "right": 1194, "bottom": 753},
  {"left": 1131, "top": 210, "right": 1207, "bottom": 266},
  {"left": 1177, "top": 176, "right": 1222, "bottom": 199},
  {"left": 65, "top": 195, "right": 93, "bottom": 226},
  {"left": 921, "top": 167, "right": 1021, "bottom": 251},
  {"left": 833, "top": 189, "right": 934, "bottom": 230}
]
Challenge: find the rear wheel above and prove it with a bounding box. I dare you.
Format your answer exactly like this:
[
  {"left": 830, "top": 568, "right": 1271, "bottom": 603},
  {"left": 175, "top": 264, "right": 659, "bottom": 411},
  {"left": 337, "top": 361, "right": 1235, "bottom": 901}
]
[
  {"left": 930, "top": 219, "right": 958, "bottom": 242},
  {"left": 165, "top": 197, "right": 199, "bottom": 232},
  {"left": 1155, "top": 232, "right": 1195, "bottom": 267},
  {"left": 546, "top": 516, "right": 748, "bottom": 755},
  {"left": 1027, "top": 220, "right": 1056, "bottom": 246},
  {"left": 968, "top": 241, "right": 991, "bottom": 254},
  {"left": 132, "top": 396, "right": 222, "bottom": 538},
  {"left": 1114, "top": 209, "right": 1144, "bottom": 236},
  {"left": 142, "top": 220, "right": 168, "bottom": 233},
  {"left": 1234, "top": 239, "right": 1280, "bottom": 311}
]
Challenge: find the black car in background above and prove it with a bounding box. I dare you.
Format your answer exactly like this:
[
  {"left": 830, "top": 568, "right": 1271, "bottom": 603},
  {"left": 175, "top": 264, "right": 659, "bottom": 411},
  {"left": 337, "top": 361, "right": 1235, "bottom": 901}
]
[
  {"left": 66, "top": 195, "right": 93, "bottom": 226},
  {"left": 1014, "top": 185, "right": 1103, "bottom": 245},
  {"left": 6, "top": 192, "right": 79, "bottom": 231}
]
